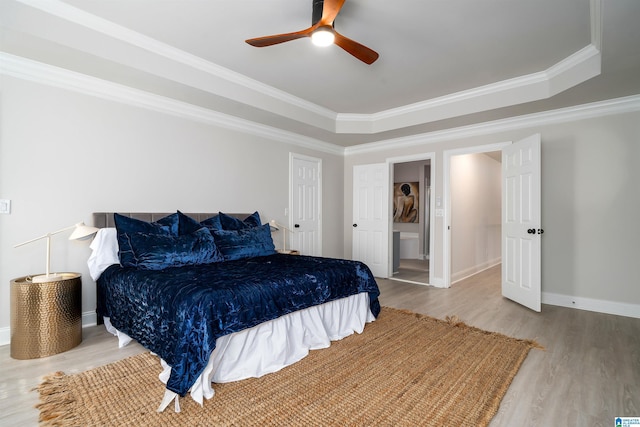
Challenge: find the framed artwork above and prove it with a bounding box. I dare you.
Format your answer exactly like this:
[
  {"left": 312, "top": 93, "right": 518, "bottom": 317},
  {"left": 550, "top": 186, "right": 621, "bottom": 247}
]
[{"left": 393, "top": 182, "right": 419, "bottom": 223}]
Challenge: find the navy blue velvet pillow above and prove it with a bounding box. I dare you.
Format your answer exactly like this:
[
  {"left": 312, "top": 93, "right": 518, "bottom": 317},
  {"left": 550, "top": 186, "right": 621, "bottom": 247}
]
[
  {"left": 125, "top": 227, "right": 224, "bottom": 270},
  {"left": 200, "top": 214, "right": 222, "bottom": 232},
  {"left": 219, "top": 211, "right": 261, "bottom": 230},
  {"left": 154, "top": 213, "right": 179, "bottom": 235},
  {"left": 212, "top": 224, "right": 276, "bottom": 261},
  {"left": 114, "top": 213, "right": 177, "bottom": 266},
  {"left": 177, "top": 211, "right": 204, "bottom": 235}
]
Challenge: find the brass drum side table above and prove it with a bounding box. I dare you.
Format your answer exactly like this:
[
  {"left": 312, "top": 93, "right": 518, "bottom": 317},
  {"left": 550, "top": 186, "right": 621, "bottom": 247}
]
[{"left": 10, "top": 272, "right": 82, "bottom": 359}]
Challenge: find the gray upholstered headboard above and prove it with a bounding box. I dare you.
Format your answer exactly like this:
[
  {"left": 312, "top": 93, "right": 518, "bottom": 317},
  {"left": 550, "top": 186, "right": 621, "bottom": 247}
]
[{"left": 92, "top": 212, "right": 251, "bottom": 228}]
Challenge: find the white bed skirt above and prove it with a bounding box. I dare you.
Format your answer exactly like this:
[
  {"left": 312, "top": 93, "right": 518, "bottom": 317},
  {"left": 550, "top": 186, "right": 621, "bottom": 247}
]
[{"left": 104, "top": 292, "right": 375, "bottom": 412}]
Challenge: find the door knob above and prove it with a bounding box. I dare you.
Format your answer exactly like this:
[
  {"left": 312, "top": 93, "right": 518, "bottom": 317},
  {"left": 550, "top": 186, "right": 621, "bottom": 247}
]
[
  {"left": 353, "top": 224, "right": 358, "bottom": 227},
  {"left": 527, "top": 229, "right": 535, "bottom": 234},
  {"left": 294, "top": 224, "right": 300, "bottom": 228},
  {"left": 537, "top": 229, "right": 544, "bottom": 234}
]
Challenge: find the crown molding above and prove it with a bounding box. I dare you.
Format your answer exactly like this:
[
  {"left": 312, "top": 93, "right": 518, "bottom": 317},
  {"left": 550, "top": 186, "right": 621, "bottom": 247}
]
[
  {"left": 4, "top": 52, "right": 638, "bottom": 159},
  {"left": 0, "top": 52, "right": 344, "bottom": 156},
  {"left": 15, "top": 0, "right": 337, "bottom": 122},
  {"left": 344, "top": 94, "right": 640, "bottom": 155},
  {"left": 16, "top": 0, "right": 604, "bottom": 136},
  {"left": 336, "top": 44, "right": 601, "bottom": 134}
]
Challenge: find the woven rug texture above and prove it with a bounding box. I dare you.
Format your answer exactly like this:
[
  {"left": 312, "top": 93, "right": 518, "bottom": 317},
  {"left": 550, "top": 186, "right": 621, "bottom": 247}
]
[{"left": 36, "top": 307, "right": 539, "bottom": 426}]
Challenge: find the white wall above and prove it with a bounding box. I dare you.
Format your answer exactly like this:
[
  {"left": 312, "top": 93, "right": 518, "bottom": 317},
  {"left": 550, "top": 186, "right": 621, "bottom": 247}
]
[
  {"left": 2, "top": 77, "right": 639, "bottom": 344},
  {"left": 344, "top": 110, "right": 640, "bottom": 315},
  {"left": 450, "top": 153, "right": 501, "bottom": 281},
  {"left": 0, "top": 77, "right": 345, "bottom": 337}
]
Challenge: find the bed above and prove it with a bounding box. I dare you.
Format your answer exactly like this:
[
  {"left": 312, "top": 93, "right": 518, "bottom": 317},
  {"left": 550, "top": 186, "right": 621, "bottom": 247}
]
[{"left": 90, "top": 211, "right": 380, "bottom": 412}]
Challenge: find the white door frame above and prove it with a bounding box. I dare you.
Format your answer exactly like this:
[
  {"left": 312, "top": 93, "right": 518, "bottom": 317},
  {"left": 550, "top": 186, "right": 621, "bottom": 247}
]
[
  {"left": 443, "top": 141, "right": 511, "bottom": 288},
  {"left": 386, "top": 153, "right": 436, "bottom": 285},
  {"left": 289, "top": 152, "right": 322, "bottom": 255}
]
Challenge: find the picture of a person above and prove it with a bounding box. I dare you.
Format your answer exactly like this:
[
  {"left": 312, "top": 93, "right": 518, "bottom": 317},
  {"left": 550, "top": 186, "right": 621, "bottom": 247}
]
[{"left": 394, "top": 182, "right": 419, "bottom": 223}]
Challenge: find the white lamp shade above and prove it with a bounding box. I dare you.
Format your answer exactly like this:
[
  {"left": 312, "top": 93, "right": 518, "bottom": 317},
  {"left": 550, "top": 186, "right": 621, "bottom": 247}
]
[{"left": 68, "top": 223, "right": 99, "bottom": 240}]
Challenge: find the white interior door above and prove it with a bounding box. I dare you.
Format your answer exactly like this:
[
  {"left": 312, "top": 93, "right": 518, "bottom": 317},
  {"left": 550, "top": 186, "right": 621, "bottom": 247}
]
[
  {"left": 290, "top": 154, "right": 321, "bottom": 256},
  {"left": 352, "top": 163, "right": 389, "bottom": 278},
  {"left": 502, "top": 134, "right": 542, "bottom": 311}
]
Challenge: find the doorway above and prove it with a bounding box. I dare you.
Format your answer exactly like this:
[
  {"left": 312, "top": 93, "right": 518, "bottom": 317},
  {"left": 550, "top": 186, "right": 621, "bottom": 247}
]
[
  {"left": 443, "top": 141, "right": 510, "bottom": 288},
  {"left": 388, "top": 155, "right": 434, "bottom": 286},
  {"left": 449, "top": 151, "right": 502, "bottom": 284}
]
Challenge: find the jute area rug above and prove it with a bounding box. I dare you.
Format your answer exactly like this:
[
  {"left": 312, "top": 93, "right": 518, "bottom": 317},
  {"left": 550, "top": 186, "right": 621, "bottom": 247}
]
[{"left": 36, "top": 307, "right": 540, "bottom": 426}]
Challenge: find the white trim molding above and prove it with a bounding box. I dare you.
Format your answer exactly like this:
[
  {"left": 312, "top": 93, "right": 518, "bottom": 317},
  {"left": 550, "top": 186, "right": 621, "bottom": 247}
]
[
  {"left": 3, "top": 52, "right": 640, "bottom": 160},
  {"left": 337, "top": 45, "right": 601, "bottom": 134},
  {"left": 0, "top": 52, "right": 344, "bottom": 156},
  {"left": 13, "top": 0, "right": 604, "bottom": 135},
  {"left": 345, "top": 94, "right": 640, "bottom": 155},
  {"left": 543, "top": 292, "right": 640, "bottom": 319},
  {"left": 0, "top": 327, "right": 8, "bottom": 347},
  {"left": 15, "top": 0, "right": 337, "bottom": 127}
]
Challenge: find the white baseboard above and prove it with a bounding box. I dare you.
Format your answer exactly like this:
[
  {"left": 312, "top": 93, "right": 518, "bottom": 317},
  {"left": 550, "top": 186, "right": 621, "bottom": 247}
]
[
  {"left": 82, "top": 310, "right": 98, "bottom": 327},
  {"left": 542, "top": 292, "right": 640, "bottom": 319},
  {"left": 451, "top": 258, "right": 502, "bottom": 284},
  {"left": 0, "top": 310, "right": 99, "bottom": 347},
  {"left": 0, "top": 327, "right": 8, "bottom": 347},
  {"left": 427, "top": 277, "right": 446, "bottom": 288}
]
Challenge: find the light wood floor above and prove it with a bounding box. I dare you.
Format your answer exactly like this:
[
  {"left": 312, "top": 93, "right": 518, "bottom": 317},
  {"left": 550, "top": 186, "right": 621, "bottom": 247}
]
[
  {"left": 379, "top": 265, "right": 640, "bottom": 426},
  {"left": 392, "top": 258, "right": 429, "bottom": 284},
  {"left": 1, "top": 264, "right": 638, "bottom": 426}
]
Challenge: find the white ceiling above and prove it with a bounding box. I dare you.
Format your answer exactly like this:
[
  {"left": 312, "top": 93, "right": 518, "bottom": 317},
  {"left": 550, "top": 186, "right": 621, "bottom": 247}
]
[{"left": 2, "top": 0, "right": 640, "bottom": 148}]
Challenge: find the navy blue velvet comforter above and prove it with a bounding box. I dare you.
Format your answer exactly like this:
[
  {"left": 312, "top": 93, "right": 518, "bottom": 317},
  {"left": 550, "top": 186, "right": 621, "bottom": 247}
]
[{"left": 97, "top": 254, "right": 380, "bottom": 396}]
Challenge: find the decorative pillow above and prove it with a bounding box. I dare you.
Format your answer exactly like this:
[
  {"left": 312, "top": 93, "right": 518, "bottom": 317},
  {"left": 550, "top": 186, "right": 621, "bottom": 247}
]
[
  {"left": 177, "top": 211, "right": 204, "bottom": 235},
  {"left": 212, "top": 224, "right": 276, "bottom": 261},
  {"left": 154, "top": 212, "right": 180, "bottom": 235},
  {"left": 114, "top": 213, "right": 176, "bottom": 266},
  {"left": 219, "top": 211, "right": 261, "bottom": 230},
  {"left": 200, "top": 214, "right": 222, "bottom": 232},
  {"left": 125, "top": 227, "right": 224, "bottom": 270}
]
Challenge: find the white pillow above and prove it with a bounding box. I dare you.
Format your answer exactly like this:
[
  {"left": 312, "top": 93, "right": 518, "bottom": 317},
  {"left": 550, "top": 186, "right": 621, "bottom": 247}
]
[{"left": 87, "top": 228, "right": 120, "bottom": 280}]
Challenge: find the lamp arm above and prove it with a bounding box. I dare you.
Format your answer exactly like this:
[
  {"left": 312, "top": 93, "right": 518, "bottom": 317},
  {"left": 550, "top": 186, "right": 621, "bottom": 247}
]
[
  {"left": 14, "top": 224, "right": 79, "bottom": 248},
  {"left": 13, "top": 222, "right": 96, "bottom": 282},
  {"left": 14, "top": 232, "right": 54, "bottom": 248}
]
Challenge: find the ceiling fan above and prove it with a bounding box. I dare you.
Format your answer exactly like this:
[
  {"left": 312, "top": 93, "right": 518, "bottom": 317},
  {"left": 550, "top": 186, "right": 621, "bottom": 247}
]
[{"left": 245, "top": 0, "right": 379, "bottom": 65}]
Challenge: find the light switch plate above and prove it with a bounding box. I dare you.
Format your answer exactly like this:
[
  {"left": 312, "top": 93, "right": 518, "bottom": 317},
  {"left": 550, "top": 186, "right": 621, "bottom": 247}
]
[{"left": 0, "top": 199, "right": 11, "bottom": 214}]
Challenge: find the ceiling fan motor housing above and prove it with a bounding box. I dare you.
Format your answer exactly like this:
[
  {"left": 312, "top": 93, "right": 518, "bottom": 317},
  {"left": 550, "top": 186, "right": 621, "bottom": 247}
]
[{"left": 312, "top": 0, "right": 325, "bottom": 25}]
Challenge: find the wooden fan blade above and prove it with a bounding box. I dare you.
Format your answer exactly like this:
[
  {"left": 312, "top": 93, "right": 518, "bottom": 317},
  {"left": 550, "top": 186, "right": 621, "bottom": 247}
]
[
  {"left": 333, "top": 31, "right": 379, "bottom": 64},
  {"left": 319, "top": 0, "right": 346, "bottom": 25},
  {"left": 246, "top": 26, "right": 315, "bottom": 47}
]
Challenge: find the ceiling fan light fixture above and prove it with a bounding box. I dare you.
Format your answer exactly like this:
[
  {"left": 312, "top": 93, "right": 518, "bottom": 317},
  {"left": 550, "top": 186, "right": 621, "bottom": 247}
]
[
  {"left": 311, "top": 26, "right": 335, "bottom": 47},
  {"left": 245, "top": 0, "right": 379, "bottom": 64}
]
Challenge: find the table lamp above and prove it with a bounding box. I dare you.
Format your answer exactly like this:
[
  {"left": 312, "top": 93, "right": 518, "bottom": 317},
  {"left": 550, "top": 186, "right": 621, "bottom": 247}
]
[{"left": 14, "top": 222, "right": 99, "bottom": 283}]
